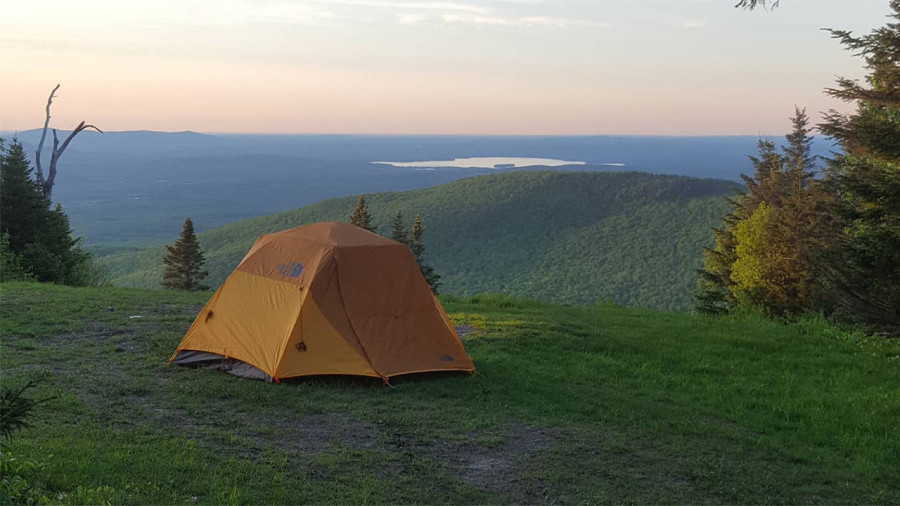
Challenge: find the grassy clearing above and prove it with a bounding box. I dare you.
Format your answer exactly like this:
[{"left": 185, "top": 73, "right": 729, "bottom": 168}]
[{"left": 1, "top": 282, "right": 898, "bottom": 504}]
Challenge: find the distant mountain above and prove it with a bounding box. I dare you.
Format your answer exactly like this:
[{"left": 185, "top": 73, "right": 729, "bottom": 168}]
[
  {"left": 98, "top": 171, "right": 736, "bottom": 311},
  {"left": 12, "top": 129, "right": 221, "bottom": 155},
  {"left": 0, "top": 129, "right": 826, "bottom": 246}
]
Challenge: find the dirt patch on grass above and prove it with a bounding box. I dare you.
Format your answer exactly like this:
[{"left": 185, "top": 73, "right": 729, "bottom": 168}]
[
  {"left": 39, "top": 322, "right": 129, "bottom": 345},
  {"left": 248, "top": 412, "right": 381, "bottom": 454},
  {"left": 429, "top": 423, "right": 556, "bottom": 501},
  {"left": 454, "top": 324, "right": 481, "bottom": 340},
  {"left": 120, "top": 392, "right": 381, "bottom": 458},
  {"left": 708, "top": 417, "right": 762, "bottom": 440},
  {"left": 552, "top": 322, "right": 592, "bottom": 339},
  {"left": 150, "top": 303, "right": 205, "bottom": 317}
]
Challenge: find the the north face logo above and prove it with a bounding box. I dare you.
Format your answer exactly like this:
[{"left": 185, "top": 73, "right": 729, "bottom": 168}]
[{"left": 277, "top": 261, "right": 303, "bottom": 278}]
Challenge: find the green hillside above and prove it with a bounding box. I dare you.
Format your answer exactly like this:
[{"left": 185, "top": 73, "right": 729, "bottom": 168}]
[
  {"left": 2, "top": 282, "right": 899, "bottom": 503},
  {"left": 98, "top": 171, "right": 735, "bottom": 311}
]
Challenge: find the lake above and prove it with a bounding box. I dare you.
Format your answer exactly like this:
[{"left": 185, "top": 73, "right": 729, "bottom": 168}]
[{"left": 372, "top": 157, "right": 587, "bottom": 169}]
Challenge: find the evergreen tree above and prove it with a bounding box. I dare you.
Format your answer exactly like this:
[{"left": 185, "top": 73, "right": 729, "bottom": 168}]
[
  {"left": 410, "top": 214, "right": 441, "bottom": 293},
  {"left": 390, "top": 210, "right": 409, "bottom": 245},
  {"left": 0, "top": 140, "right": 48, "bottom": 254},
  {"left": 409, "top": 214, "right": 425, "bottom": 264},
  {"left": 0, "top": 138, "right": 90, "bottom": 285},
  {"left": 349, "top": 195, "right": 376, "bottom": 233},
  {"left": 696, "top": 139, "right": 782, "bottom": 314},
  {"left": 782, "top": 107, "right": 818, "bottom": 190},
  {"left": 162, "top": 217, "right": 209, "bottom": 291},
  {"left": 742, "top": 139, "right": 786, "bottom": 209},
  {"left": 816, "top": 2, "right": 900, "bottom": 332},
  {"left": 729, "top": 201, "right": 820, "bottom": 315},
  {"left": 697, "top": 110, "right": 825, "bottom": 316},
  {"left": 694, "top": 216, "right": 739, "bottom": 314},
  {"left": 24, "top": 204, "right": 90, "bottom": 285}
]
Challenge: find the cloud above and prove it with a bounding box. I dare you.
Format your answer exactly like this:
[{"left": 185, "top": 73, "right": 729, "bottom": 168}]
[
  {"left": 396, "top": 13, "right": 428, "bottom": 24},
  {"left": 163, "top": 1, "right": 344, "bottom": 26},
  {"left": 442, "top": 13, "right": 608, "bottom": 28},
  {"left": 681, "top": 19, "right": 708, "bottom": 28},
  {"left": 308, "top": 0, "right": 488, "bottom": 13},
  {"left": 518, "top": 16, "right": 609, "bottom": 28},
  {"left": 166, "top": 0, "right": 606, "bottom": 29},
  {"left": 247, "top": 3, "right": 342, "bottom": 24},
  {"left": 442, "top": 13, "right": 508, "bottom": 24}
]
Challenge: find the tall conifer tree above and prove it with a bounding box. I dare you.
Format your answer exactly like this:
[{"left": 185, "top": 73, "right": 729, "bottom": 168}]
[
  {"left": 162, "top": 217, "right": 208, "bottom": 291},
  {"left": 696, "top": 139, "right": 783, "bottom": 314},
  {"left": 1, "top": 140, "right": 48, "bottom": 253},
  {"left": 390, "top": 210, "right": 409, "bottom": 245},
  {"left": 0, "top": 138, "right": 90, "bottom": 285},
  {"left": 349, "top": 195, "right": 376, "bottom": 233},
  {"left": 783, "top": 107, "right": 818, "bottom": 189},
  {"left": 817, "top": 2, "right": 900, "bottom": 332},
  {"left": 410, "top": 214, "right": 441, "bottom": 293},
  {"left": 697, "top": 110, "right": 825, "bottom": 316}
]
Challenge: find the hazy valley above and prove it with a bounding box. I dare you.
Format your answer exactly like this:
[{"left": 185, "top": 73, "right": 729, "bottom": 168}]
[
  {"left": 99, "top": 170, "right": 736, "bottom": 311},
  {"left": 7, "top": 130, "right": 829, "bottom": 246}
]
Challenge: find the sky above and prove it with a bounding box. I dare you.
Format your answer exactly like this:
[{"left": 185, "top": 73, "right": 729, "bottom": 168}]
[{"left": 0, "top": 0, "right": 893, "bottom": 135}]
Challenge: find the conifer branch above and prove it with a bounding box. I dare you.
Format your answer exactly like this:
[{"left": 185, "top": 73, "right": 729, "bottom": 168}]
[{"left": 735, "top": 0, "right": 779, "bottom": 10}]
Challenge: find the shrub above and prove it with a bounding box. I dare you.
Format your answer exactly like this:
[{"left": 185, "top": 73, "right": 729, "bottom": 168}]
[{"left": 0, "top": 234, "right": 31, "bottom": 283}]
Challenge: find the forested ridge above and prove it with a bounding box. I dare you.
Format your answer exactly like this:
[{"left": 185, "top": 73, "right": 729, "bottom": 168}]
[{"left": 98, "top": 171, "right": 736, "bottom": 311}]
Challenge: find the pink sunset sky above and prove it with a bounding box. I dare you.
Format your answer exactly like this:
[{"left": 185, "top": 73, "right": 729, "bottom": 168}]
[{"left": 0, "top": 0, "right": 892, "bottom": 135}]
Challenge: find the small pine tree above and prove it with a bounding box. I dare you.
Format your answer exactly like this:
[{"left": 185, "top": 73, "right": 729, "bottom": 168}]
[
  {"left": 410, "top": 214, "right": 441, "bottom": 293},
  {"left": 409, "top": 214, "right": 425, "bottom": 262},
  {"left": 349, "top": 195, "right": 376, "bottom": 233},
  {"left": 162, "top": 217, "right": 209, "bottom": 291},
  {"left": 390, "top": 210, "right": 409, "bottom": 245}
]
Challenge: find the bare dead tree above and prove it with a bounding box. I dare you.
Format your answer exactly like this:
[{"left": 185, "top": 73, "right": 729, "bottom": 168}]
[
  {"left": 735, "top": 0, "right": 779, "bottom": 9},
  {"left": 34, "top": 84, "right": 102, "bottom": 201}
]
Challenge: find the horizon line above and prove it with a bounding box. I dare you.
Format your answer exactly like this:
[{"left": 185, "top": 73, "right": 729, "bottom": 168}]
[{"left": 1, "top": 128, "right": 814, "bottom": 138}]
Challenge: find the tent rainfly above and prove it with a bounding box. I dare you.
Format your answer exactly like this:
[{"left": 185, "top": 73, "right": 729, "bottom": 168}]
[{"left": 170, "top": 221, "right": 475, "bottom": 382}]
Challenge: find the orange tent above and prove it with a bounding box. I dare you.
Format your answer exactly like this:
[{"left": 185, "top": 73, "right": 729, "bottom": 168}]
[{"left": 170, "top": 222, "right": 475, "bottom": 382}]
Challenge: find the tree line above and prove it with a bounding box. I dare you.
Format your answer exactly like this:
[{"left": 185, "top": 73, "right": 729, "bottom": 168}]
[
  {"left": 158, "top": 196, "right": 442, "bottom": 294},
  {"left": 696, "top": 2, "right": 900, "bottom": 335}
]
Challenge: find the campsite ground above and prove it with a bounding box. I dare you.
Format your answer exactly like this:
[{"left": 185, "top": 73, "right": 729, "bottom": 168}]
[{"left": 1, "top": 282, "right": 899, "bottom": 504}]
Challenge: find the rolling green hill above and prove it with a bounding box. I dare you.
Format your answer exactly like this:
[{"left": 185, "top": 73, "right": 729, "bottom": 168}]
[
  {"left": 98, "top": 171, "right": 736, "bottom": 311},
  {"left": 2, "top": 282, "right": 899, "bottom": 503}
]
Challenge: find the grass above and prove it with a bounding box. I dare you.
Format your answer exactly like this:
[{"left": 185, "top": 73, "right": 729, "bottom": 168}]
[{"left": 1, "top": 281, "right": 899, "bottom": 504}]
